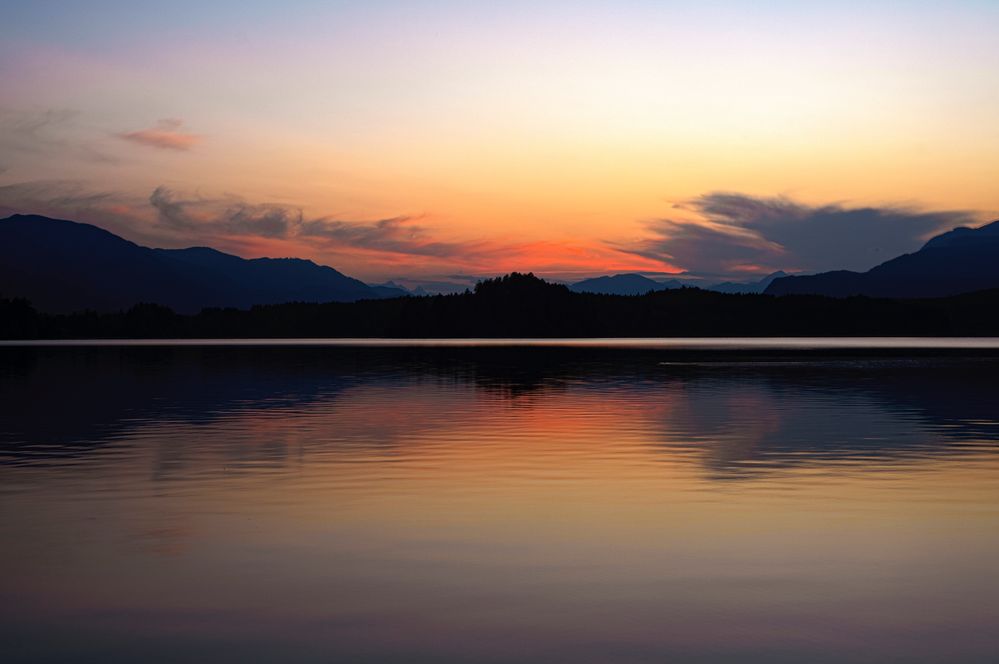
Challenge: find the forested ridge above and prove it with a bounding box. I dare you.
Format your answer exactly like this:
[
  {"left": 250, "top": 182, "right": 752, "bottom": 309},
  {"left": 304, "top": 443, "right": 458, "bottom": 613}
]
[{"left": 4, "top": 273, "right": 999, "bottom": 339}]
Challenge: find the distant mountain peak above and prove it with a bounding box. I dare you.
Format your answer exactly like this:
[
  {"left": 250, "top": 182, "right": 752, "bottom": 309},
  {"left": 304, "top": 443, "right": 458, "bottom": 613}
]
[
  {"left": 570, "top": 273, "right": 678, "bottom": 295},
  {"left": 706, "top": 270, "right": 788, "bottom": 294},
  {"left": 921, "top": 219, "right": 999, "bottom": 250}
]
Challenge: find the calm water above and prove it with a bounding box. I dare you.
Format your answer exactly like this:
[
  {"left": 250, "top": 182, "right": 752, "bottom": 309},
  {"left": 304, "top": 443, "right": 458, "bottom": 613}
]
[{"left": 2, "top": 343, "right": 998, "bottom": 663}]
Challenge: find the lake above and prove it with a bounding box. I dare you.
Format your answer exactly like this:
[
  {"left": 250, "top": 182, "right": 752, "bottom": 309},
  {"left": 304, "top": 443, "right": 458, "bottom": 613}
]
[{"left": 2, "top": 341, "right": 998, "bottom": 663}]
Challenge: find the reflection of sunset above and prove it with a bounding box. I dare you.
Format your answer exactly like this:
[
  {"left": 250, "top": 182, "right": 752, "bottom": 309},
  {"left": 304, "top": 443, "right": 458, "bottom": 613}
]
[{"left": 3, "top": 349, "right": 999, "bottom": 661}]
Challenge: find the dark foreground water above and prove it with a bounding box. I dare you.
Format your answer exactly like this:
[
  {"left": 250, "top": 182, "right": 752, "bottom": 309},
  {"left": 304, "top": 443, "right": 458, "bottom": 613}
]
[{"left": 2, "top": 342, "right": 998, "bottom": 663}]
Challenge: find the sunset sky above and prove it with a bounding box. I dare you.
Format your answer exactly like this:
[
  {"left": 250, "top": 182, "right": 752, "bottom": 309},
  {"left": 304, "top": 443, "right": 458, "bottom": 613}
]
[{"left": 2, "top": 1, "right": 998, "bottom": 286}]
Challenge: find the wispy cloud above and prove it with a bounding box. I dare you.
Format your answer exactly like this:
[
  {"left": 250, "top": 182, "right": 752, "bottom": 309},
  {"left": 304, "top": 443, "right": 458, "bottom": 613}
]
[
  {"left": 8, "top": 181, "right": 975, "bottom": 282},
  {"left": 0, "top": 109, "right": 78, "bottom": 149},
  {"left": 0, "top": 180, "right": 116, "bottom": 212},
  {"left": 299, "top": 216, "right": 483, "bottom": 258},
  {"left": 147, "top": 186, "right": 474, "bottom": 257},
  {"left": 2, "top": 181, "right": 480, "bottom": 264},
  {"left": 0, "top": 108, "right": 117, "bottom": 163},
  {"left": 0, "top": 180, "right": 165, "bottom": 246},
  {"left": 2, "top": 181, "right": 663, "bottom": 279},
  {"left": 614, "top": 193, "right": 976, "bottom": 275},
  {"left": 119, "top": 118, "right": 201, "bottom": 151},
  {"left": 148, "top": 186, "right": 300, "bottom": 238}
]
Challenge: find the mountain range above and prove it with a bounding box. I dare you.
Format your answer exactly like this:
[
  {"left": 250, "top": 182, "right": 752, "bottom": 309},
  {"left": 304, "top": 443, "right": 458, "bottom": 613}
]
[
  {"left": 697, "top": 271, "right": 788, "bottom": 294},
  {"left": 4, "top": 213, "right": 999, "bottom": 313},
  {"left": 0, "top": 214, "right": 404, "bottom": 313},
  {"left": 567, "top": 271, "right": 787, "bottom": 295},
  {"left": 568, "top": 273, "right": 683, "bottom": 295},
  {"left": 765, "top": 219, "right": 999, "bottom": 297}
]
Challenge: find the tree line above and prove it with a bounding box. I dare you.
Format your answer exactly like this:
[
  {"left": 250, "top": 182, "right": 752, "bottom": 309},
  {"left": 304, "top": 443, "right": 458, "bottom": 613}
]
[{"left": 4, "top": 272, "right": 999, "bottom": 339}]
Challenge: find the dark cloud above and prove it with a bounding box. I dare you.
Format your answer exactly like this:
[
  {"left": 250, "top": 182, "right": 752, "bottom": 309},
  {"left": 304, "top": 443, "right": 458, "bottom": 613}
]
[
  {"left": 617, "top": 219, "right": 781, "bottom": 274},
  {"left": 150, "top": 187, "right": 300, "bottom": 239},
  {"left": 5, "top": 181, "right": 480, "bottom": 261},
  {"left": 10, "top": 181, "right": 978, "bottom": 279},
  {"left": 223, "top": 202, "right": 301, "bottom": 239},
  {"left": 149, "top": 185, "right": 195, "bottom": 229},
  {"left": 119, "top": 118, "right": 201, "bottom": 151},
  {"left": 148, "top": 186, "right": 478, "bottom": 258},
  {"left": 149, "top": 186, "right": 298, "bottom": 238},
  {"left": 300, "top": 216, "right": 415, "bottom": 245},
  {"left": 300, "top": 216, "right": 474, "bottom": 258},
  {"left": 616, "top": 193, "right": 975, "bottom": 275},
  {"left": 150, "top": 186, "right": 299, "bottom": 238}
]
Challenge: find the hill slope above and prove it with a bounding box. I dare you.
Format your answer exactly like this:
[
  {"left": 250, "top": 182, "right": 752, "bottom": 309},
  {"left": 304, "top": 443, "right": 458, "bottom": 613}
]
[
  {"left": 0, "top": 214, "right": 395, "bottom": 312},
  {"left": 766, "top": 220, "right": 999, "bottom": 298}
]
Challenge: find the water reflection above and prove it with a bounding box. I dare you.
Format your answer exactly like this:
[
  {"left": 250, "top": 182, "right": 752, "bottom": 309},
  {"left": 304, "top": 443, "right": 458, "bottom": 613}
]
[
  {"left": 1, "top": 346, "right": 998, "bottom": 663},
  {"left": 2, "top": 347, "right": 997, "bottom": 476}
]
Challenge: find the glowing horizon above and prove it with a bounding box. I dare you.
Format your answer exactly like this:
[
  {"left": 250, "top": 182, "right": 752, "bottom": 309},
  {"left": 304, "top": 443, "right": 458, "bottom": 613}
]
[{"left": 2, "top": 1, "right": 998, "bottom": 284}]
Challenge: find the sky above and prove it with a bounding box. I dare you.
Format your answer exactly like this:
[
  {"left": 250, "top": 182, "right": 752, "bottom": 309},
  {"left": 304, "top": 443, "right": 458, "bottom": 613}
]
[{"left": 2, "top": 0, "right": 998, "bottom": 287}]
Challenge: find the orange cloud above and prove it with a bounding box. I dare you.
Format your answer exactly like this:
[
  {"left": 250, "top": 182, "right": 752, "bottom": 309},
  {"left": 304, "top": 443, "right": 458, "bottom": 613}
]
[{"left": 119, "top": 118, "right": 200, "bottom": 151}]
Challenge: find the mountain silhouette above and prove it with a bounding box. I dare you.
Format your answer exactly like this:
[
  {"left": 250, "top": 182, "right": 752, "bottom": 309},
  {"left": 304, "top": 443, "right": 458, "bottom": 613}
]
[
  {"left": 369, "top": 281, "right": 413, "bottom": 297},
  {"left": 709, "top": 271, "right": 788, "bottom": 294},
  {"left": 570, "top": 273, "right": 682, "bottom": 295},
  {"left": 766, "top": 220, "right": 999, "bottom": 297},
  {"left": 570, "top": 271, "right": 791, "bottom": 295},
  {"left": 8, "top": 212, "right": 999, "bottom": 317},
  {"left": 0, "top": 214, "right": 399, "bottom": 312}
]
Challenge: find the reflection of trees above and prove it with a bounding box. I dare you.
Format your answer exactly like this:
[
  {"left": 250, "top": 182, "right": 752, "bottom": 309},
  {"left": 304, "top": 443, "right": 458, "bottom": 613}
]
[{"left": 2, "top": 347, "right": 997, "bottom": 479}]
